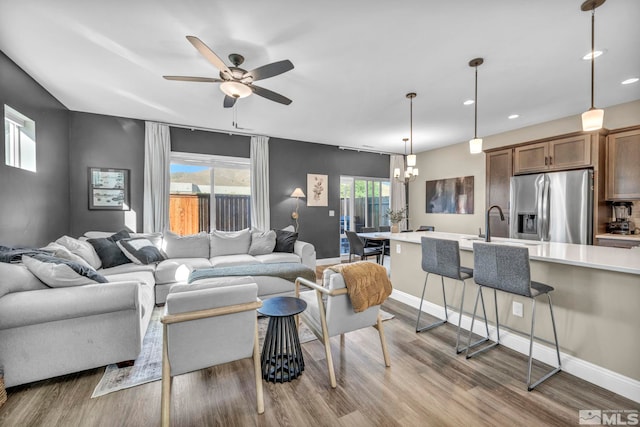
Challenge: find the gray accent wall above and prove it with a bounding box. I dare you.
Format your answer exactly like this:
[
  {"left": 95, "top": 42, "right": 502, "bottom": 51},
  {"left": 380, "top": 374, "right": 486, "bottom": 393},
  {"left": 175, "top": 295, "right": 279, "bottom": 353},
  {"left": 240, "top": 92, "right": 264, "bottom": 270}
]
[
  {"left": 0, "top": 51, "right": 70, "bottom": 247},
  {"left": 68, "top": 112, "right": 145, "bottom": 236}
]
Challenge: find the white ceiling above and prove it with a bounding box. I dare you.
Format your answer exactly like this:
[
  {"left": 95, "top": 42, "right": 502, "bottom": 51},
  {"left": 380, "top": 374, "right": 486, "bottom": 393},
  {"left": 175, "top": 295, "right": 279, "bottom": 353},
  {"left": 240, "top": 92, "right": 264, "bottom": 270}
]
[{"left": 1, "top": 0, "right": 639, "bottom": 154}]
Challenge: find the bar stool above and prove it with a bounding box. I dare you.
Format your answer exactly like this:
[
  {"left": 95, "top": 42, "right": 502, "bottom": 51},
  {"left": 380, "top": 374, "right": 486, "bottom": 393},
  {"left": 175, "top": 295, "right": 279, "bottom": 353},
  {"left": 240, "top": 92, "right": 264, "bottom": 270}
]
[
  {"left": 416, "top": 237, "right": 489, "bottom": 354},
  {"left": 467, "top": 242, "right": 561, "bottom": 391}
]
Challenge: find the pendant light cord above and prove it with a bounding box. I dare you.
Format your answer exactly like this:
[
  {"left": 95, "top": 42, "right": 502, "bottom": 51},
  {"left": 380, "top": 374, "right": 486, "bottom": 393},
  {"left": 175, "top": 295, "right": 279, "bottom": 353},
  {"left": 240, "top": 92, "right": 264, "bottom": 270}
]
[
  {"left": 409, "top": 96, "right": 413, "bottom": 155},
  {"left": 590, "top": 8, "right": 595, "bottom": 110},
  {"left": 474, "top": 65, "right": 478, "bottom": 138}
]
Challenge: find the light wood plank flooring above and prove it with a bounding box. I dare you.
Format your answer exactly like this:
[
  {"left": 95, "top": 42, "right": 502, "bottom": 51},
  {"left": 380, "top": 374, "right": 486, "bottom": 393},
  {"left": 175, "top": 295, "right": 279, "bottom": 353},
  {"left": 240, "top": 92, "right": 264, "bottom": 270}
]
[{"left": 0, "top": 298, "right": 638, "bottom": 426}]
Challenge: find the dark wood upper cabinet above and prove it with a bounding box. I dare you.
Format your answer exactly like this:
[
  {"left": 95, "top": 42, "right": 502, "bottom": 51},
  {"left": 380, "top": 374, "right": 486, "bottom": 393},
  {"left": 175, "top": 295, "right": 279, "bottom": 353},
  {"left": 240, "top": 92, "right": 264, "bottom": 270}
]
[
  {"left": 606, "top": 127, "right": 640, "bottom": 200},
  {"left": 485, "top": 148, "right": 512, "bottom": 238},
  {"left": 514, "top": 135, "right": 591, "bottom": 175}
]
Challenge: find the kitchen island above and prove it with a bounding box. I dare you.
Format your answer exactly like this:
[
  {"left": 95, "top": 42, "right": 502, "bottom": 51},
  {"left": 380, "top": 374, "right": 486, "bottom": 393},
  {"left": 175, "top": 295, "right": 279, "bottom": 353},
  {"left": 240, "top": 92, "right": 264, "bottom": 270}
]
[{"left": 388, "top": 231, "right": 640, "bottom": 402}]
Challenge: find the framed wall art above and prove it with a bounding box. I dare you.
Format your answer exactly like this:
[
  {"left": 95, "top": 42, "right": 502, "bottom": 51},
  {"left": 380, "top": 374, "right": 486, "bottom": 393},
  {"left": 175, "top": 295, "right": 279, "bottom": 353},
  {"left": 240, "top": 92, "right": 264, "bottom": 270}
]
[
  {"left": 88, "top": 167, "right": 130, "bottom": 210},
  {"left": 426, "top": 175, "right": 474, "bottom": 214},
  {"left": 307, "top": 173, "right": 328, "bottom": 206}
]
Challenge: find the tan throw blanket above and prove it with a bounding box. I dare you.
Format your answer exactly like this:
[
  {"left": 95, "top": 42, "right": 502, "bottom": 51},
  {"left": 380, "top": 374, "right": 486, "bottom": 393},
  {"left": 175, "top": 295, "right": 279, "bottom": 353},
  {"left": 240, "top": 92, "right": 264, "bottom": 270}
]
[{"left": 329, "top": 262, "right": 393, "bottom": 313}]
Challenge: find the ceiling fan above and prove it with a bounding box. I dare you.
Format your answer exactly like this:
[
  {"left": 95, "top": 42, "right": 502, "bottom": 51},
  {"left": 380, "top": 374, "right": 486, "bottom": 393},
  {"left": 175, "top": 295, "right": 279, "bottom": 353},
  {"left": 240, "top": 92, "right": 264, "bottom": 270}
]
[{"left": 164, "top": 36, "right": 294, "bottom": 108}]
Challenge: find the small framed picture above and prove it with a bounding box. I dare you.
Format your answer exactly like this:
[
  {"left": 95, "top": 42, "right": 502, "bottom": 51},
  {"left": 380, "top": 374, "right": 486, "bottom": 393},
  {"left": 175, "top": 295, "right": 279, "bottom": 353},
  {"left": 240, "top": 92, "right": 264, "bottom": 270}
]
[
  {"left": 88, "top": 167, "right": 130, "bottom": 210},
  {"left": 307, "top": 173, "right": 328, "bottom": 206}
]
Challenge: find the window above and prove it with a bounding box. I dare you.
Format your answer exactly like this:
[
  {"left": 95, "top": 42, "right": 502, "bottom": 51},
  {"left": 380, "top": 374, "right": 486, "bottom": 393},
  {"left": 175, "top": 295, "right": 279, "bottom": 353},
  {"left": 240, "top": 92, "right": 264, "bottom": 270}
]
[
  {"left": 339, "top": 176, "right": 390, "bottom": 254},
  {"left": 4, "top": 105, "right": 36, "bottom": 172},
  {"left": 169, "top": 152, "right": 250, "bottom": 235}
]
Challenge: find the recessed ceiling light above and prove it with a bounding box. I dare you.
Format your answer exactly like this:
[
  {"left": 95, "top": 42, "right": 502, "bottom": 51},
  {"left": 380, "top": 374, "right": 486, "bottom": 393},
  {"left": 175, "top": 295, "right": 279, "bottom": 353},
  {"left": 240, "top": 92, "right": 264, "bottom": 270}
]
[
  {"left": 582, "top": 50, "right": 604, "bottom": 60},
  {"left": 508, "top": 114, "right": 519, "bottom": 119},
  {"left": 463, "top": 99, "right": 474, "bottom": 105},
  {"left": 621, "top": 77, "right": 639, "bottom": 85}
]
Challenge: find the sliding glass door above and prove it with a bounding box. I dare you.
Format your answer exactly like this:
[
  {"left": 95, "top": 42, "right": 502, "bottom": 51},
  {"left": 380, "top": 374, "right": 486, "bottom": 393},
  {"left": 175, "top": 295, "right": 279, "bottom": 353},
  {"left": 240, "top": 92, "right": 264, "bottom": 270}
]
[{"left": 339, "top": 176, "right": 390, "bottom": 255}]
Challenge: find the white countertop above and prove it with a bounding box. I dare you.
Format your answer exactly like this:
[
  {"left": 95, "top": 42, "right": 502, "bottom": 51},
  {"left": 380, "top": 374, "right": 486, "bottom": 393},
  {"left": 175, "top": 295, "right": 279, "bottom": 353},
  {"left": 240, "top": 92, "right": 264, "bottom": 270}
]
[{"left": 388, "top": 231, "right": 640, "bottom": 275}]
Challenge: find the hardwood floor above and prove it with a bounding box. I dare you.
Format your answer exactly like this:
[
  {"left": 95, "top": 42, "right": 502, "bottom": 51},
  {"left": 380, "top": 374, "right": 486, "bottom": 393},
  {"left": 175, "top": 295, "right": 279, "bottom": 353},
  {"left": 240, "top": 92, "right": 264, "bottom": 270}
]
[{"left": 1, "top": 298, "right": 637, "bottom": 427}]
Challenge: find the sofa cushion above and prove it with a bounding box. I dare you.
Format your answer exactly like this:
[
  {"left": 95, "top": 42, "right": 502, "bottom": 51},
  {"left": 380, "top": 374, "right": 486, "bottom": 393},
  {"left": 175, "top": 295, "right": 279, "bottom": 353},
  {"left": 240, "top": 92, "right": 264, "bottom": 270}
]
[
  {"left": 0, "top": 262, "right": 48, "bottom": 298},
  {"left": 209, "top": 254, "right": 261, "bottom": 268},
  {"left": 248, "top": 230, "right": 276, "bottom": 256},
  {"left": 87, "top": 230, "right": 132, "bottom": 269},
  {"left": 155, "top": 258, "right": 213, "bottom": 285},
  {"left": 274, "top": 229, "right": 298, "bottom": 253},
  {"left": 22, "top": 254, "right": 108, "bottom": 288},
  {"left": 117, "top": 238, "right": 167, "bottom": 265},
  {"left": 40, "top": 242, "right": 92, "bottom": 268},
  {"left": 254, "top": 252, "right": 301, "bottom": 264},
  {"left": 209, "top": 229, "right": 251, "bottom": 257},
  {"left": 55, "top": 235, "right": 102, "bottom": 270},
  {"left": 102, "top": 270, "right": 156, "bottom": 288},
  {"left": 99, "top": 263, "right": 156, "bottom": 276},
  {"left": 163, "top": 230, "right": 210, "bottom": 258}
]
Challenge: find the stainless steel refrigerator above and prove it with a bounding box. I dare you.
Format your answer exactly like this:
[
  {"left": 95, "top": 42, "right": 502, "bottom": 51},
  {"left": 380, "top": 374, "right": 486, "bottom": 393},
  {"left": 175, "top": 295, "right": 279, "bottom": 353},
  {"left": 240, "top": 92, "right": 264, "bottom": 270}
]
[{"left": 509, "top": 169, "right": 593, "bottom": 244}]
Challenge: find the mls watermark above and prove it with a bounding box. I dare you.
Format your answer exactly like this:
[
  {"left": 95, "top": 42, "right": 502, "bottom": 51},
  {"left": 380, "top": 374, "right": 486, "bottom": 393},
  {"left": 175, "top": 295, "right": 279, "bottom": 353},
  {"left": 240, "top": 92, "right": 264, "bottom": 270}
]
[{"left": 579, "top": 409, "right": 639, "bottom": 425}]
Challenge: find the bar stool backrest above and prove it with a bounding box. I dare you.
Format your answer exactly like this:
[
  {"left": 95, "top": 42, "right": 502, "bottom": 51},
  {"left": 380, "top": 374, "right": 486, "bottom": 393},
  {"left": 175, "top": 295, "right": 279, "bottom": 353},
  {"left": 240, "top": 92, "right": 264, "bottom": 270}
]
[
  {"left": 473, "top": 242, "right": 532, "bottom": 297},
  {"left": 421, "top": 237, "right": 462, "bottom": 280}
]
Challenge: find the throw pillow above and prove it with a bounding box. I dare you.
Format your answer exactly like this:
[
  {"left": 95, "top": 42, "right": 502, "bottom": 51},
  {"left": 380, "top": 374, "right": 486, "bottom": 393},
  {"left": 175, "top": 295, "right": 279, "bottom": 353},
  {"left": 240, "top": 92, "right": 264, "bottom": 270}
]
[
  {"left": 22, "top": 254, "right": 108, "bottom": 288},
  {"left": 55, "top": 235, "right": 102, "bottom": 270},
  {"left": 163, "top": 230, "right": 210, "bottom": 258},
  {"left": 209, "top": 228, "right": 251, "bottom": 257},
  {"left": 116, "top": 238, "right": 167, "bottom": 265},
  {"left": 41, "top": 242, "right": 92, "bottom": 268},
  {"left": 248, "top": 230, "right": 276, "bottom": 256},
  {"left": 87, "top": 230, "right": 131, "bottom": 269},
  {"left": 274, "top": 229, "right": 298, "bottom": 253}
]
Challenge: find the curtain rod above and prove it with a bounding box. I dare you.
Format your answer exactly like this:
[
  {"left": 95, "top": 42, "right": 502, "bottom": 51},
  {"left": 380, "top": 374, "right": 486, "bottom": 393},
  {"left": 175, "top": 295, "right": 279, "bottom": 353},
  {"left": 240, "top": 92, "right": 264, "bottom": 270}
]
[
  {"left": 338, "top": 145, "right": 402, "bottom": 156},
  {"left": 154, "top": 120, "right": 269, "bottom": 138}
]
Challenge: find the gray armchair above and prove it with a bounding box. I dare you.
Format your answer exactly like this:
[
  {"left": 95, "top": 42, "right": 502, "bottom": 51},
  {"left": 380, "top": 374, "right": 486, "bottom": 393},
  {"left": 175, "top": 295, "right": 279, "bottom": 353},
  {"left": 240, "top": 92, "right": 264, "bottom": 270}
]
[
  {"left": 160, "top": 281, "right": 264, "bottom": 426},
  {"left": 295, "top": 269, "right": 390, "bottom": 388}
]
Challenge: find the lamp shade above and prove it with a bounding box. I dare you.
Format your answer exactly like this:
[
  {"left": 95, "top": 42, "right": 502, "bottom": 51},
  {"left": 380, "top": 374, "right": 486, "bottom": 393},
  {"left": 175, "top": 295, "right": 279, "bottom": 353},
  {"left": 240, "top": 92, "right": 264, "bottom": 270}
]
[
  {"left": 406, "top": 153, "right": 417, "bottom": 167},
  {"left": 581, "top": 108, "right": 604, "bottom": 131},
  {"left": 393, "top": 168, "right": 401, "bottom": 178},
  {"left": 220, "top": 81, "right": 252, "bottom": 98},
  {"left": 469, "top": 138, "right": 483, "bottom": 154},
  {"left": 290, "top": 187, "right": 306, "bottom": 198}
]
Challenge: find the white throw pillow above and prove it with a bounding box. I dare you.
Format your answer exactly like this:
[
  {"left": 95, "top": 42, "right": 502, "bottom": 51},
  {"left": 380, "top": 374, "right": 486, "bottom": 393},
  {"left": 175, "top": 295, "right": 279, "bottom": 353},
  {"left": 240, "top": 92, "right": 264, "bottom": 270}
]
[
  {"left": 248, "top": 230, "right": 276, "bottom": 256},
  {"left": 209, "top": 229, "right": 251, "bottom": 257},
  {"left": 41, "top": 242, "right": 92, "bottom": 268},
  {"left": 163, "top": 230, "right": 210, "bottom": 258},
  {"left": 55, "top": 235, "right": 102, "bottom": 270},
  {"left": 22, "top": 254, "right": 108, "bottom": 288}
]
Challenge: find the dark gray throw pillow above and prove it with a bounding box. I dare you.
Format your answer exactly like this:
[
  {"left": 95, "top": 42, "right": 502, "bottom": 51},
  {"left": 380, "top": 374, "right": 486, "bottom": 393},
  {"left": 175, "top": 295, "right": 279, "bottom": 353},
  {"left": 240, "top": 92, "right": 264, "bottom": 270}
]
[
  {"left": 117, "top": 237, "right": 167, "bottom": 265},
  {"left": 88, "top": 230, "right": 131, "bottom": 269},
  {"left": 274, "top": 229, "right": 298, "bottom": 253}
]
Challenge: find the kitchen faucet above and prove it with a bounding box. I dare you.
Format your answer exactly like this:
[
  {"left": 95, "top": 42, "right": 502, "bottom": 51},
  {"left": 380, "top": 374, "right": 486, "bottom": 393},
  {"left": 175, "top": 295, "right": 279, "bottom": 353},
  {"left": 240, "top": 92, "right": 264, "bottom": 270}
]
[{"left": 485, "top": 205, "right": 505, "bottom": 242}]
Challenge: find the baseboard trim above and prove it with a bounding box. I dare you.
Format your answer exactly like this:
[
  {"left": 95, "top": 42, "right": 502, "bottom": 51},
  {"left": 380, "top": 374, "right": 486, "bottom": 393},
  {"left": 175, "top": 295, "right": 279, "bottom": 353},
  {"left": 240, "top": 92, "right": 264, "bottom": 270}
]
[{"left": 390, "top": 289, "right": 640, "bottom": 404}]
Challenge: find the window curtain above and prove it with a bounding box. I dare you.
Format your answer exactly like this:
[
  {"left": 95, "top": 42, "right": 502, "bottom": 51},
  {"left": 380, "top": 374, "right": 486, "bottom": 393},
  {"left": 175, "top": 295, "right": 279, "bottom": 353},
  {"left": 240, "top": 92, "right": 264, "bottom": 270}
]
[
  {"left": 143, "top": 121, "right": 171, "bottom": 233},
  {"left": 250, "top": 135, "right": 270, "bottom": 231},
  {"left": 390, "top": 155, "right": 408, "bottom": 230}
]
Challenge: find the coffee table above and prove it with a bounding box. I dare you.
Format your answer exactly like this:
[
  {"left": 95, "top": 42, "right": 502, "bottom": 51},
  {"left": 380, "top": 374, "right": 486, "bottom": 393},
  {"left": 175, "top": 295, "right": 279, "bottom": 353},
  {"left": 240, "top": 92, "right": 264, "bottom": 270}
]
[{"left": 258, "top": 296, "right": 307, "bottom": 383}]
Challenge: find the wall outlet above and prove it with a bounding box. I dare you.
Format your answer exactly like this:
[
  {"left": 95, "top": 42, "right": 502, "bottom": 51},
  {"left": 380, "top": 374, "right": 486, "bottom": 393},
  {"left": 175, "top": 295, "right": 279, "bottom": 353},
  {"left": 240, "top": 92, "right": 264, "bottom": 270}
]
[
  {"left": 396, "top": 244, "right": 402, "bottom": 254},
  {"left": 328, "top": 210, "right": 335, "bottom": 217},
  {"left": 512, "top": 301, "right": 524, "bottom": 317}
]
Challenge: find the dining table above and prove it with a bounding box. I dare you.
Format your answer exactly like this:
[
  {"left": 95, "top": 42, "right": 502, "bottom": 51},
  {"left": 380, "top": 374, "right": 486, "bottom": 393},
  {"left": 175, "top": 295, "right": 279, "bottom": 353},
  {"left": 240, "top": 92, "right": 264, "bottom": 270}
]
[{"left": 356, "top": 231, "right": 391, "bottom": 264}]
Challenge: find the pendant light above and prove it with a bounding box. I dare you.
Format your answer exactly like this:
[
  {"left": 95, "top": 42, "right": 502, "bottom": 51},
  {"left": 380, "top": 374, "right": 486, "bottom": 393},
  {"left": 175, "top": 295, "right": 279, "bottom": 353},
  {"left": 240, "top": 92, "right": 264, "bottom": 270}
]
[
  {"left": 581, "top": 0, "right": 606, "bottom": 131},
  {"left": 468, "top": 58, "right": 484, "bottom": 154},
  {"left": 394, "top": 93, "right": 419, "bottom": 183}
]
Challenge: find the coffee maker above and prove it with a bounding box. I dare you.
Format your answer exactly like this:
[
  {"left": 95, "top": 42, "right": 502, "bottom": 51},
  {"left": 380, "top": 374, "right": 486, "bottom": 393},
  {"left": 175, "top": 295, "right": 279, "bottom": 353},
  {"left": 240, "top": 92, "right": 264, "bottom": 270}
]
[{"left": 606, "top": 201, "right": 635, "bottom": 234}]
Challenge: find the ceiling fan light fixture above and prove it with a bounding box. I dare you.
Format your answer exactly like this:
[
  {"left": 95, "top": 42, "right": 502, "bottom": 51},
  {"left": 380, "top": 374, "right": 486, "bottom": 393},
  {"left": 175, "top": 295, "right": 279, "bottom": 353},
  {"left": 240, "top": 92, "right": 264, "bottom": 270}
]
[{"left": 220, "top": 81, "right": 252, "bottom": 98}]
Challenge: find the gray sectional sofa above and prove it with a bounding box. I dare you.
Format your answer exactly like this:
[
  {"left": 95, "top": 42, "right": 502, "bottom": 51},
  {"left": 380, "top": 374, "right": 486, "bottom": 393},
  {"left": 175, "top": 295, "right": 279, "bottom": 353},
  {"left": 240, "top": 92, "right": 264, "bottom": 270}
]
[{"left": 0, "top": 228, "right": 316, "bottom": 388}]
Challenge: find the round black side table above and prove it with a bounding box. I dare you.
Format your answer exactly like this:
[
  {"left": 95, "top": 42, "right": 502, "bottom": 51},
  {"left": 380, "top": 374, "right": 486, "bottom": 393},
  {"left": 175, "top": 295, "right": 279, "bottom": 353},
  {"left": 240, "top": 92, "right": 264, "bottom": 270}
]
[{"left": 258, "top": 296, "right": 307, "bottom": 383}]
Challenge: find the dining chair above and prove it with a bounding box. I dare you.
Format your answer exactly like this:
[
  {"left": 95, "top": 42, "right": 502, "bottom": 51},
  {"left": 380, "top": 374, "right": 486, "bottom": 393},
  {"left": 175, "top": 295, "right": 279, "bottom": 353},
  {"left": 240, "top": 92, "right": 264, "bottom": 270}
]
[{"left": 345, "top": 231, "right": 382, "bottom": 263}]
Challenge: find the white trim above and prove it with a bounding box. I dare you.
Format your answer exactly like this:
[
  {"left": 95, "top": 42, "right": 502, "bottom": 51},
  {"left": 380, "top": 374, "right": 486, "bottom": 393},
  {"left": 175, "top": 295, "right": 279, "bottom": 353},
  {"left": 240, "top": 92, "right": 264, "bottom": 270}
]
[{"left": 390, "top": 289, "right": 640, "bottom": 403}]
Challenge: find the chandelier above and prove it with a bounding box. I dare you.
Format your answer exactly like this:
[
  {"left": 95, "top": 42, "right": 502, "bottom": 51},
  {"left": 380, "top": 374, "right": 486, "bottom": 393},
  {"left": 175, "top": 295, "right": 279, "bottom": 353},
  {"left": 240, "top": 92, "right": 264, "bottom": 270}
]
[{"left": 394, "top": 92, "right": 419, "bottom": 183}]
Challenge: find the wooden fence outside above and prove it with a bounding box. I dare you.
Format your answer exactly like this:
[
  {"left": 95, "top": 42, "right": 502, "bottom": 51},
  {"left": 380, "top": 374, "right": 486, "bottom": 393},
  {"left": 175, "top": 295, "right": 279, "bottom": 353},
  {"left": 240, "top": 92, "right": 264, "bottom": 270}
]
[{"left": 169, "top": 194, "right": 250, "bottom": 235}]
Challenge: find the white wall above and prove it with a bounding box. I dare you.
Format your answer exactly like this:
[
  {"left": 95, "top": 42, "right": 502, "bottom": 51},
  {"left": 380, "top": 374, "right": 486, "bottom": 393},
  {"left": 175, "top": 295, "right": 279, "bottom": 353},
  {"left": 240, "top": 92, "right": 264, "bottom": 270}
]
[{"left": 409, "top": 99, "right": 640, "bottom": 234}]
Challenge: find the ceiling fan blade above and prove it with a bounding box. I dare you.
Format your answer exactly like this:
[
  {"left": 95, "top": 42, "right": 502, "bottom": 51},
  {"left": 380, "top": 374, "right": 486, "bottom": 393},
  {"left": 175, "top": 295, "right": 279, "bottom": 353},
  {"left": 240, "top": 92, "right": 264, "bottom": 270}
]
[
  {"left": 243, "top": 59, "right": 294, "bottom": 82},
  {"left": 250, "top": 85, "right": 292, "bottom": 105},
  {"left": 163, "top": 75, "right": 223, "bottom": 83},
  {"left": 186, "top": 36, "right": 232, "bottom": 78},
  {"left": 223, "top": 95, "right": 237, "bottom": 108}
]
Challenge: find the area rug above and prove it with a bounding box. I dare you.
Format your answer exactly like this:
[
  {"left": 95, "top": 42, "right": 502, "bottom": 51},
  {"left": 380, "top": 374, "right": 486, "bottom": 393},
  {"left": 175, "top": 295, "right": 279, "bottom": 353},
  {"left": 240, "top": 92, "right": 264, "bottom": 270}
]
[{"left": 91, "top": 305, "right": 393, "bottom": 398}]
